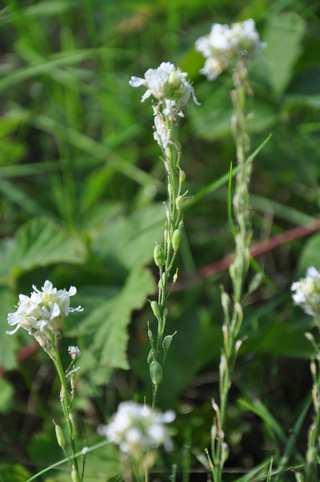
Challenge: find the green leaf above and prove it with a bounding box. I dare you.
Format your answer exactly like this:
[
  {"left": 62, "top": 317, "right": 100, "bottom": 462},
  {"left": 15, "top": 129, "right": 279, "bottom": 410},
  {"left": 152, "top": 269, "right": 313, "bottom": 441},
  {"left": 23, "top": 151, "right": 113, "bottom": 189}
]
[
  {"left": 298, "top": 233, "right": 320, "bottom": 274},
  {"left": 0, "top": 218, "right": 87, "bottom": 283},
  {"left": 78, "top": 268, "right": 154, "bottom": 380},
  {"left": 0, "top": 379, "right": 14, "bottom": 413},
  {"left": 0, "top": 464, "right": 30, "bottom": 481},
  {"left": 238, "top": 397, "right": 286, "bottom": 443},
  {"left": 92, "top": 204, "right": 164, "bottom": 270},
  {"left": 264, "top": 13, "right": 306, "bottom": 96}
]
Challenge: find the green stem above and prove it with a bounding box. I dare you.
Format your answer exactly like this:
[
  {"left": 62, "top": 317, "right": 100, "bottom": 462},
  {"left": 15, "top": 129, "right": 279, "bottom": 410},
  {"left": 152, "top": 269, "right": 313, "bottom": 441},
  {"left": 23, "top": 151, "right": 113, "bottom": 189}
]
[
  {"left": 212, "top": 60, "right": 252, "bottom": 482},
  {"left": 51, "top": 337, "right": 81, "bottom": 482}
]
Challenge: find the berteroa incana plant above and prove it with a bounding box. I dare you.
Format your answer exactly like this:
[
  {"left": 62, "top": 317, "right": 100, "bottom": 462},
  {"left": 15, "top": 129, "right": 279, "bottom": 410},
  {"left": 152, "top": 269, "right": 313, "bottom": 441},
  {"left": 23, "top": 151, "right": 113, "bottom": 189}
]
[
  {"left": 292, "top": 267, "right": 320, "bottom": 481},
  {"left": 130, "top": 62, "right": 198, "bottom": 406},
  {"left": 99, "top": 401, "right": 175, "bottom": 482},
  {"left": 7, "top": 281, "right": 84, "bottom": 482},
  {"left": 196, "top": 19, "right": 264, "bottom": 482}
]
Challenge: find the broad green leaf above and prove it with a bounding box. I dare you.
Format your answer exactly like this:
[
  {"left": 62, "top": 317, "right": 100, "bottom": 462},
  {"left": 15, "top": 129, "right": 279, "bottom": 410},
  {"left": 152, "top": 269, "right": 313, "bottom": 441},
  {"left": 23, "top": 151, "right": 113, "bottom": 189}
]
[
  {"left": 0, "top": 379, "right": 14, "bottom": 413},
  {"left": 0, "top": 464, "right": 30, "bottom": 481},
  {"left": 298, "top": 233, "right": 320, "bottom": 274},
  {"left": 78, "top": 268, "right": 154, "bottom": 380},
  {"left": 264, "top": 13, "right": 305, "bottom": 96},
  {"left": 92, "top": 204, "right": 164, "bottom": 270},
  {"left": 0, "top": 218, "right": 87, "bottom": 283}
]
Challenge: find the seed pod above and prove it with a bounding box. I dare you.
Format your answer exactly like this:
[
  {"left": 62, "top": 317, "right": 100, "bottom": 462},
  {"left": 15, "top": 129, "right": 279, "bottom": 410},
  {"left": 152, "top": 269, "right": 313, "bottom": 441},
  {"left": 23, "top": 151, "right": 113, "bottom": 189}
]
[
  {"left": 179, "top": 168, "right": 186, "bottom": 184},
  {"left": 172, "top": 228, "right": 182, "bottom": 252},
  {"left": 71, "top": 466, "right": 78, "bottom": 482},
  {"left": 153, "top": 244, "right": 164, "bottom": 268},
  {"left": 54, "top": 423, "right": 65, "bottom": 450},
  {"left": 150, "top": 360, "right": 163, "bottom": 386},
  {"left": 69, "top": 413, "right": 77, "bottom": 437},
  {"left": 150, "top": 301, "right": 161, "bottom": 321}
]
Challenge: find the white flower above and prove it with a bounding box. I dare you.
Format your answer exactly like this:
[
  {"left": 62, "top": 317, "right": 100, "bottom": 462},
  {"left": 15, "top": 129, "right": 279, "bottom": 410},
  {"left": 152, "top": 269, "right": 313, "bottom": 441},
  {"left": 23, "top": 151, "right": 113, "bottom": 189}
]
[
  {"left": 68, "top": 345, "right": 81, "bottom": 360},
  {"left": 129, "top": 62, "right": 198, "bottom": 118},
  {"left": 98, "top": 401, "right": 175, "bottom": 456},
  {"left": 195, "top": 19, "right": 263, "bottom": 80},
  {"left": 7, "top": 280, "right": 83, "bottom": 337},
  {"left": 291, "top": 267, "right": 320, "bottom": 317}
]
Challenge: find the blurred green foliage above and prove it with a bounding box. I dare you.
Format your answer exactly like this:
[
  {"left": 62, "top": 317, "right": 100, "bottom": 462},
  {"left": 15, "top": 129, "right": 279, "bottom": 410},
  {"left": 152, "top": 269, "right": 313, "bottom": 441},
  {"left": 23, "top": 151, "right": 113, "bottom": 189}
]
[{"left": 0, "top": 0, "right": 320, "bottom": 479}]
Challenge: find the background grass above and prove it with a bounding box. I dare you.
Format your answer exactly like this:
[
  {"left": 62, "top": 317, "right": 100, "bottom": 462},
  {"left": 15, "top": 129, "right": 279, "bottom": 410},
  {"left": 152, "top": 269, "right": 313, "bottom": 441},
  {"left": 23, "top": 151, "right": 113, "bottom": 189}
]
[{"left": 0, "top": 0, "right": 320, "bottom": 480}]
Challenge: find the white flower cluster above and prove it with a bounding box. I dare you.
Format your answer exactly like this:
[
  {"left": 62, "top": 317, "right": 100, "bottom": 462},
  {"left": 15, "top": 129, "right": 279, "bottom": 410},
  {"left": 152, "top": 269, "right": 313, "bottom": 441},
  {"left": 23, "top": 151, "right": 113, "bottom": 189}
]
[
  {"left": 130, "top": 62, "right": 198, "bottom": 151},
  {"left": 7, "top": 280, "right": 83, "bottom": 339},
  {"left": 291, "top": 267, "right": 320, "bottom": 317},
  {"left": 98, "top": 401, "right": 175, "bottom": 456},
  {"left": 195, "top": 19, "right": 263, "bottom": 80}
]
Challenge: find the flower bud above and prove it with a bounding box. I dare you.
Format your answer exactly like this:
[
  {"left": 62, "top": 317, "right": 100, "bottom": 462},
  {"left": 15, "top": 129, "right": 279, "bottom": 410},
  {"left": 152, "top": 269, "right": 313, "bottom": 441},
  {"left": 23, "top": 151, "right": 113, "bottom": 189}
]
[
  {"left": 154, "top": 244, "right": 164, "bottom": 268},
  {"left": 179, "top": 168, "right": 186, "bottom": 184},
  {"left": 150, "top": 360, "right": 163, "bottom": 386},
  {"left": 54, "top": 423, "right": 65, "bottom": 450},
  {"left": 172, "top": 228, "right": 182, "bottom": 252}
]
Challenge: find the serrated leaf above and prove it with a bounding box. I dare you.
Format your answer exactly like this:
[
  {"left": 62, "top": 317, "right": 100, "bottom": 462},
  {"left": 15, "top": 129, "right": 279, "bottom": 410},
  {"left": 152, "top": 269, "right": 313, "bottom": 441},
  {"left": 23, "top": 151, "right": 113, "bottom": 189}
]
[
  {"left": 264, "top": 13, "right": 305, "bottom": 96},
  {"left": 92, "top": 204, "right": 164, "bottom": 269},
  {"left": 78, "top": 268, "right": 154, "bottom": 379},
  {"left": 0, "top": 218, "right": 87, "bottom": 283}
]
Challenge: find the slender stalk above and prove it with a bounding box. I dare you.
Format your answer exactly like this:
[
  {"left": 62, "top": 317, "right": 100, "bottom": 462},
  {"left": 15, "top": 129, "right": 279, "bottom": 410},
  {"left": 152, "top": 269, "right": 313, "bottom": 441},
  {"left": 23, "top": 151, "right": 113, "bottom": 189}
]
[
  {"left": 50, "top": 336, "right": 81, "bottom": 482},
  {"left": 211, "top": 60, "right": 253, "bottom": 482},
  {"left": 149, "top": 119, "right": 185, "bottom": 407},
  {"left": 305, "top": 323, "right": 320, "bottom": 481}
]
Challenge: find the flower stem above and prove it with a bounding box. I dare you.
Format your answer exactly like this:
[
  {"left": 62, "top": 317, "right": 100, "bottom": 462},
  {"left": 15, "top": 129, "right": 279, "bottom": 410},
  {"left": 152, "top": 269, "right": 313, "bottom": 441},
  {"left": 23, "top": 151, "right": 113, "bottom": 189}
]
[
  {"left": 51, "top": 337, "right": 81, "bottom": 482},
  {"left": 211, "top": 60, "right": 252, "bottom": 482},
  {"left": 149, "top": 118, "right": 185, "bottom": 407}
]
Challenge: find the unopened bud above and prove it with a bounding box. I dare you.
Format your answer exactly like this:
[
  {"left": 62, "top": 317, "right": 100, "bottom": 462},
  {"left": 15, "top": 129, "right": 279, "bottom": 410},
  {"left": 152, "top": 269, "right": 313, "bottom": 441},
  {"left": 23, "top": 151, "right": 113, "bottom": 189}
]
[
  {"left": 147, "top": 349, "right": 154, "bottom": 364},
  {"left": 176, "top": 195, "right": 185, "bottom": 211},
  {"left": 153, "top": 244, "right": 164, "bottom": 268},
  {"left": 150, "top": 360, "right": 163, "bottom": 386},
  {"left": 179, "top": 168, "right": 186, "bottom": 184}
]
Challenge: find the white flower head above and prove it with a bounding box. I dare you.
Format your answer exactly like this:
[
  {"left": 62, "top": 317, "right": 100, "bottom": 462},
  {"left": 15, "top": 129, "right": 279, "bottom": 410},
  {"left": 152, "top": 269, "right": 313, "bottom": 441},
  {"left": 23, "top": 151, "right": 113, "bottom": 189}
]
[
  {"left": 196, "top": 19, "right": 263, "bottom": 80},
  {"left": 68, "top": 345, "right": 81, "bottom": 360},
  {"left": 130, "top": 62, "right": 198, "bottom": 118},
  {"left": 291, "top": 267, "right": 320, "bottom": 317},
  {"left": 98, "top": 401, "right": 175, "bottom": 457},
  {"left": 7, "top": 280, "right": 83, "bottom": 341}
]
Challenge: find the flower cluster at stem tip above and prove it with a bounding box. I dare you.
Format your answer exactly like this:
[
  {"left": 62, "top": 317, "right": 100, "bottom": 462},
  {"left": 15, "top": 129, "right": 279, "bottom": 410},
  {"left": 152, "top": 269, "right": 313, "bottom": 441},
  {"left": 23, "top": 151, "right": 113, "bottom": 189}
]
[
  {"left": 7, "top": 280, "right": 83, "bottom": 346},
  {"left": 291, "top": 267, "right": 320, "bottom": 318},
  {"left": 98, "top": 402, "right": 175, "bottom": 456},
  {"left": 195, "top": 19, "right": 264, "bottom": 80},
  {"left": 129, "top": 62, "right": 198, "bottom": 151}
]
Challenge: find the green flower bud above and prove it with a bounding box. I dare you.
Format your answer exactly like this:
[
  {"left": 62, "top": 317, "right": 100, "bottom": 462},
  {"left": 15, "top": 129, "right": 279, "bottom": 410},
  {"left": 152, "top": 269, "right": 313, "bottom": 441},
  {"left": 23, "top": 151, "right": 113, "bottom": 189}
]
[
  {"left": 54, "top": 423, "right": 65, "bottom": 450},
  {"left": 153, "top": 244, "right": 164, "bottom": 268},
  {"left": 150, "top": 360, "right": 163, "bottom": 386},
  {"left": 150, "top": 301, "right": 161, "bottom": 321},
  {"left": 172, "top": 228, "right": 182, "bottom": 252}
]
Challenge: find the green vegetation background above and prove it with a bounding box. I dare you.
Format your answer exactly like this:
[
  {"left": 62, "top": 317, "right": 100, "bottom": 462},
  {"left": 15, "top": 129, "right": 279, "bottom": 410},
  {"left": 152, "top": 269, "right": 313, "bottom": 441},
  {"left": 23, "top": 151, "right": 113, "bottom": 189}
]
[{"left": 0, "top": 0, "right": 320, "bottom": 480}]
